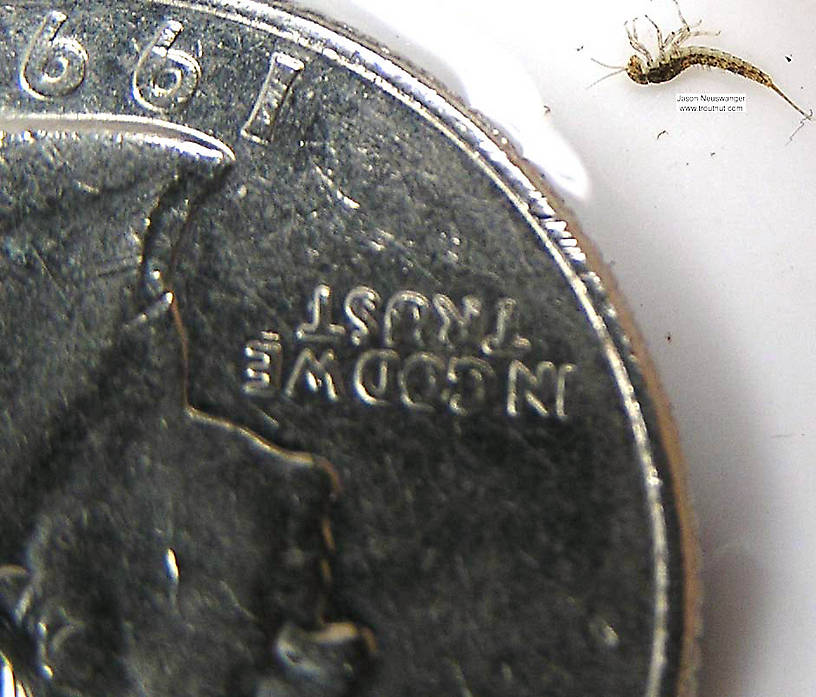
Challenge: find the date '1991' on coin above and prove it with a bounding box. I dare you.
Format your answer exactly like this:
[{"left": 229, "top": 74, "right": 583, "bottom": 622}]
[{"left": 0, "top": 3, "right": 698, "bottom": 697}]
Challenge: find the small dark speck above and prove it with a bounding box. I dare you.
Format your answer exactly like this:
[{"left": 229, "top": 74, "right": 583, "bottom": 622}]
[
  {"left": 656, "top": 129, "right": 668, "bottom": 140},
  {"left": 577, "top": 45, "right": 584, "bottom": 52},
  {"left": 685, "top": 162, "right": 689, "bottom": 166},
  {"left": 785, "top": 55, "right": 792, "bottom": 62},
  {"left": 710, "top": 152, "right": 716, "bottom": 157},
  {"left": 543, "top": 105, "right": 552, "bottom": 115},
  {"left": 666, "top": 333, "right": 672, "bottom": 343}
]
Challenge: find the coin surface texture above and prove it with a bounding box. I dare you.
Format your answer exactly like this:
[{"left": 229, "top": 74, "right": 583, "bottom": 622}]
[{"left": 0, "top": 2, "right": 698, "bottom": 697}]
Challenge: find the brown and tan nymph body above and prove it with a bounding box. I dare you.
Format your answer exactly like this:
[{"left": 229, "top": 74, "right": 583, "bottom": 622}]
[{"left": 593, "top": 1, "right": 812, "bottom": 120}]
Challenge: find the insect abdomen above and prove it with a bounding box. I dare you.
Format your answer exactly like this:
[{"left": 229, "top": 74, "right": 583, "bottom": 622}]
[{"left": 649, "top": 47, "right": 773, "bottom": 88}]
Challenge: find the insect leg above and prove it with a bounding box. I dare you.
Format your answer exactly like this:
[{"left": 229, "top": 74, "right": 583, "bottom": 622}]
[
  {"left": 643, "top": 15, "right": 666, "bottom": 60},
  {"left": 625, "top": 19, "right": 653, "bottom": 61},
  {"left": 672, "top": 0, "right": 692, "bottom": 34},
  {"left": 669, "top": 0, "right": 719, "bottom": 47},
  {"left": 670, "top": 24, "right": 721, "bottom": 50}
]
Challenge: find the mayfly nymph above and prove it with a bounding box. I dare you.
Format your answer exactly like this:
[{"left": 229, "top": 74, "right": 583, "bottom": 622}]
[{"left": 591, "top": 0, "right": 812, "bottom": 120}]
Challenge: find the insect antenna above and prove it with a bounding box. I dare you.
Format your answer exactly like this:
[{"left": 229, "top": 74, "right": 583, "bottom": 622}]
[
  {"left": 590, "top": 57, "right": 627, "bottom": 70},
  {"left": 587, "top": 58, "right": 628, "bottom": 89}
]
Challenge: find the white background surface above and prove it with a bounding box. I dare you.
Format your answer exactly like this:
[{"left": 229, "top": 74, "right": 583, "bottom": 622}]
[{"left": 291, "top": 1, "right": 816, "bottom": 695}]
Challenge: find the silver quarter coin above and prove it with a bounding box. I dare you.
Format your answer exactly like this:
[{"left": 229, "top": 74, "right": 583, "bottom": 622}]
[{"left": 0, "top": 2, "right": 699, "bottom": 696}]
